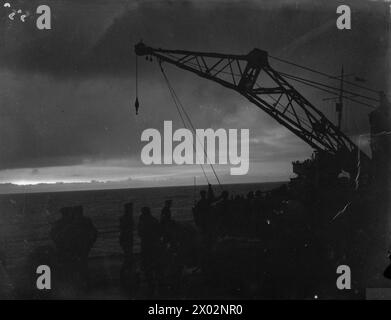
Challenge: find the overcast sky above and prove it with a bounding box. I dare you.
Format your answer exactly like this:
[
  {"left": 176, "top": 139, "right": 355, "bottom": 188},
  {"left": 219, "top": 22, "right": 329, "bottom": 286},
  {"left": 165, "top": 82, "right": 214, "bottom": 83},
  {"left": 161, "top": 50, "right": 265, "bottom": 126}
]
[{"left": 0, "top": 0, "right": 388, "bottom": 191}]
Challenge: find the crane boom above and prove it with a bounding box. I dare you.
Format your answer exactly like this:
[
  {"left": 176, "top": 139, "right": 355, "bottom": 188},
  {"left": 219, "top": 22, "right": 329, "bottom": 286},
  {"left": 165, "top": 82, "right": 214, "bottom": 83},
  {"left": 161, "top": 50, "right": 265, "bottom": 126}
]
[{"left": 135, "top": 42, "right": 370, "bottom": 172}]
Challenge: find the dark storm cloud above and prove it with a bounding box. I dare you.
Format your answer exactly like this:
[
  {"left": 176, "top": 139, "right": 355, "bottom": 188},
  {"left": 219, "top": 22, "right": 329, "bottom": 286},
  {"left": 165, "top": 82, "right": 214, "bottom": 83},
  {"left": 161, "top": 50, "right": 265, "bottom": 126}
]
[
  {"left": 0, "top": 0, "right": 388, "bottom": 171},
  {"left": 1, "top": 0, "right": 387, "bottom": 78}
]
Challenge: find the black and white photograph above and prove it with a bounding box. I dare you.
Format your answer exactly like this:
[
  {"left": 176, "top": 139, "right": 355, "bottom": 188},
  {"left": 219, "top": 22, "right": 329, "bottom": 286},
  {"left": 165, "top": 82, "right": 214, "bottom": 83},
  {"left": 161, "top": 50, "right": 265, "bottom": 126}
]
[{"left": 0, "top": 0, "right": 390, "bottom": 303}]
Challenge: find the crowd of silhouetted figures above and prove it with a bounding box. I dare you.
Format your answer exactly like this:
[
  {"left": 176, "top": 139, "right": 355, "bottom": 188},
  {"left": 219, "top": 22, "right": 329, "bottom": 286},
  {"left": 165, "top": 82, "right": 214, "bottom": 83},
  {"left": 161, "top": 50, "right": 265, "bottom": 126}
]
[
  {"left": 134, "top": 184, "right": 294, "bottom": 298},
  {"left": 3, "top": 181, "right": 390, "bottom": 299},
  {"left": 193, "top": 184, "right": 291, "bottom": 238},
  {"left": 7, "top": 183, "right": 298, "bottom": 298},
  {"left": 0, "top": 182, "right": 322, "bottom": 299},
  {"left": 46, "top": 184, "right": 308, "bottom": 297}
]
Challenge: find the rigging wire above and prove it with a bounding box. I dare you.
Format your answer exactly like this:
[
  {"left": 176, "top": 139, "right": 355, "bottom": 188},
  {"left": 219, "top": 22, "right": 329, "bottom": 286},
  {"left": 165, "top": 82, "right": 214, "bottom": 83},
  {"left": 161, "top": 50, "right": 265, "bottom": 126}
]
[
  {"left": 269, "top": 55, "right": 380, "bottom": 95},
  {"left": 165, "top": 52, "right": 378, "bottom": 109},
  {"left": 278, "top": 71, "right": 378, "bottom": 103},
  {"left": 280, "top": 72, "right": 376, "bottom": 109},
  {"left": 169, "top": 55, "right": 378, "bottom": 110}
]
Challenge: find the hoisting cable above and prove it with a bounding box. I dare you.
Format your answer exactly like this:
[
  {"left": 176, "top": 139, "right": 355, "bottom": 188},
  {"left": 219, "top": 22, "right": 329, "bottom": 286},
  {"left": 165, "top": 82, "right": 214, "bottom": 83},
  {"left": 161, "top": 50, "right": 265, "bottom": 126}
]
[
  {"left": 167, "top": 75, "right": 224, "bottom": 190},
  {"left": 135, "top": 55, "right": 140, "bottom": 115},
  {"left": 160, "top": 64, "right": 222, "bottom": 188},
  {"left": 159, "top": 62, "right": 223, "bottom": 189},
  {"left": 159, "top": 63, "right": 211, "bottom": 186}
]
